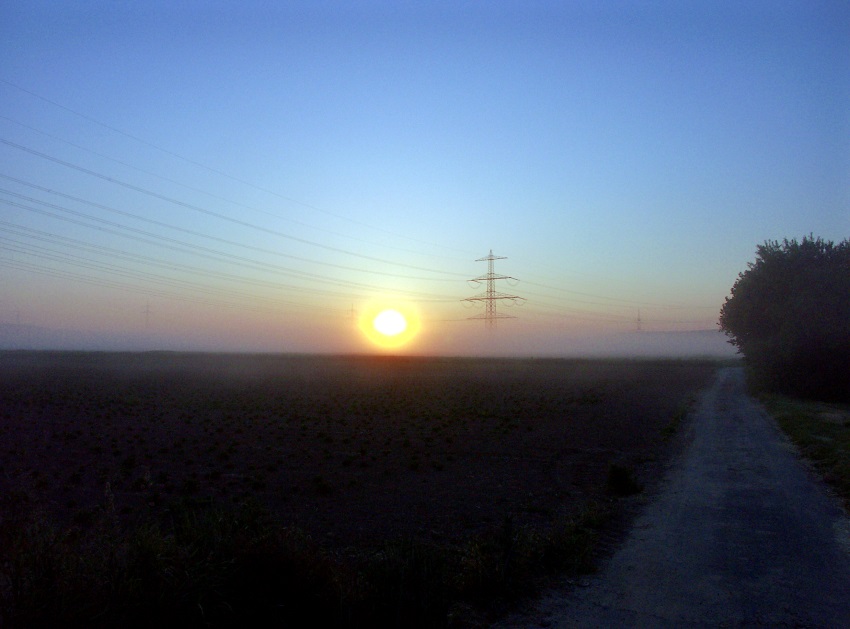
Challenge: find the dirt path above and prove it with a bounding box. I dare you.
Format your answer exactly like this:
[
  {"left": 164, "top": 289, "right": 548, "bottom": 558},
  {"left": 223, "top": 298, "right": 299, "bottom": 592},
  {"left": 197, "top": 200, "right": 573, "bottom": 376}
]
[{"left": 496, "top": 367, "right": 850, "bottom": 627}]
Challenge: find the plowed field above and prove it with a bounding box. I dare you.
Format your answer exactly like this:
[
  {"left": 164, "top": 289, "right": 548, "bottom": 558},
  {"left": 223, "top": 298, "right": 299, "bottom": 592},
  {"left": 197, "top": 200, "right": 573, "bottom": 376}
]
[{"left": 0, "top": 352, "right": 717, "bottom": 549}]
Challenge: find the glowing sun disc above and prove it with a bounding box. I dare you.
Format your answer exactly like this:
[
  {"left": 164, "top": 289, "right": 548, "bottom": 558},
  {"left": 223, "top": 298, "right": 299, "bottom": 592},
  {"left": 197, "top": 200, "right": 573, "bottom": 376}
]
[
  {"left": 373, "top": 309, "right": 407, "bottom": 336},
  {"left": 358, "top": 302, "right": 420, "bottom": 350}
]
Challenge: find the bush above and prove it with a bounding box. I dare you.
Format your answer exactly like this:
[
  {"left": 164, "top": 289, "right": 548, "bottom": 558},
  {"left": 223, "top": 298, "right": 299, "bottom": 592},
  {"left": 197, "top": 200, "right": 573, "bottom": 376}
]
[{"left": 719, "top": 236, "right": 850, "bottom": 401}]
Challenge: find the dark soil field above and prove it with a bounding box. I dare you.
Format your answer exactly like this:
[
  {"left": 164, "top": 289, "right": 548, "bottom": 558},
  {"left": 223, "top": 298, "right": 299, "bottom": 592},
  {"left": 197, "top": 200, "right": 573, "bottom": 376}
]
[{"left": 0, "top": 352, "right": 720, "bottom": 627}]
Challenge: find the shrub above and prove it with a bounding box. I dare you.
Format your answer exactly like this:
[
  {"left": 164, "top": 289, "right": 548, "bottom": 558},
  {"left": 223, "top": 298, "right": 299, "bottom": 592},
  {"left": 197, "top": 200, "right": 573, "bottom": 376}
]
[{"left": 719, "top": 236, "right": 850, "bottom": 401}]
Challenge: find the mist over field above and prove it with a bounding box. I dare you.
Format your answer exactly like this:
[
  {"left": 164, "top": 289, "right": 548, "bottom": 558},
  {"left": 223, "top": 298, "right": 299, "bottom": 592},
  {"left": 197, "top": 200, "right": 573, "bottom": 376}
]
[{"left": 0, "top": 322, "right": 736, "bottom": 358}]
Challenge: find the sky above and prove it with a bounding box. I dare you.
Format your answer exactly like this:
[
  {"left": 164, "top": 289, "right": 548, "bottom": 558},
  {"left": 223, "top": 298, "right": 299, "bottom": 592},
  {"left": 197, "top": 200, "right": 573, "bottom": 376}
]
[{"left": 0, "top": 1, "right": 847, "bottom": 356}]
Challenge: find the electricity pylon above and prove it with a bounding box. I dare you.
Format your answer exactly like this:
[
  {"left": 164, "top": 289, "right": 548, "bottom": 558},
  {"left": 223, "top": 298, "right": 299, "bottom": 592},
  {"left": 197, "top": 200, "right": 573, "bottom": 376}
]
[{"left": 463, "top": 249, "right": 525, "bottom": 328}]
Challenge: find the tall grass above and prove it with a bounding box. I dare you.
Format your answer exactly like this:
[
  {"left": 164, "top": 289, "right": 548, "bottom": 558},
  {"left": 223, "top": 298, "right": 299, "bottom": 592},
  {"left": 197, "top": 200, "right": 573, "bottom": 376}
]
[
  {"left": 0, "top": 498, "right": 609, "bottom": 628},
  {"left": 762, "top": 395, "right": 850, "bottom": 507}
]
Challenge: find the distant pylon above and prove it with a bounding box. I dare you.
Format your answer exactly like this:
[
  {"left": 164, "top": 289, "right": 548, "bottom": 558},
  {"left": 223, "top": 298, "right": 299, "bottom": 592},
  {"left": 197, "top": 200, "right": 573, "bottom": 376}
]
[{"left": 463, "top": 249, "right": 525, "bottom": 329}]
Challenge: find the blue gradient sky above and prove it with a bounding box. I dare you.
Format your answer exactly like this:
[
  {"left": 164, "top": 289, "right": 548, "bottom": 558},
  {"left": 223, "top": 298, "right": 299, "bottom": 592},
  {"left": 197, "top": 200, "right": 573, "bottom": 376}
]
[{"left": 1, "top": 1, "right": 847, "bottom": 355}]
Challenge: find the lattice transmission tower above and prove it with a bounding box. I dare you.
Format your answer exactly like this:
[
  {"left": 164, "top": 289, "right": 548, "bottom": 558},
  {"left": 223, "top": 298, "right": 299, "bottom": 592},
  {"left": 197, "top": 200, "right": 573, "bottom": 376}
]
[{"left": 463, "top": 250, "right": 525, "bottom": 328}]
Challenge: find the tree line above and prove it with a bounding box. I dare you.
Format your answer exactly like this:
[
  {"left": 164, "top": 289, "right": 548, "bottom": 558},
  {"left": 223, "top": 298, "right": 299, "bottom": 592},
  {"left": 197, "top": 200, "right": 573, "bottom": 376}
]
[{"left": 719, "top": 235, "right": 850, "bottom": 402}]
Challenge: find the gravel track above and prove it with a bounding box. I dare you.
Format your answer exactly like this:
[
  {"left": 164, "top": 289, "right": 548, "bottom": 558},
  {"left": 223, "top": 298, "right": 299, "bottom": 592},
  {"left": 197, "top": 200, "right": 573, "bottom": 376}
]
[{"left": 496, "top": 367, "right": 850, "bottom": 627}]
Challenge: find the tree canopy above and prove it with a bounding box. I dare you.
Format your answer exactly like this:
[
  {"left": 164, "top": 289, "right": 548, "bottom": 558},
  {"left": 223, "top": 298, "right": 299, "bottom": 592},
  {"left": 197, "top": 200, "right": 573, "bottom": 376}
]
[{"left": 719, "top": 236, "right": 850, "bottom": 401}]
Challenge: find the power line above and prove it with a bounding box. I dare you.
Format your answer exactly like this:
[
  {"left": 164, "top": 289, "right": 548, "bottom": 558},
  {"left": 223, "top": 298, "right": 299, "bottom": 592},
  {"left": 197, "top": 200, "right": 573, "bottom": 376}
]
[
  {"left": 0, "top": 258, "right": 303, "bottom": 315},
  {"left": 0, "top": 113, "right": 474, "bottom": 263},
  {"left": 0, "top": 225, "right": 358, "bottom": 299},
  {"left": 0, "top": 138, "right": 717, "bottom": 316},
  {"left": 0, "top": 78, "right": 476, "bottom": 256},
  {"left": 0, "top": 139, "right": 468, "bottom": 277},
  {"left": 0, "top": 175, "right": 461, "bottom": 283},
  {"left": 520, "top": 279, "right": 717, "bottom": 310},
  {"left": 462, "top": 250, "right": 525, "bottom": 329},
  {"left": 0, "top": 81, "right": 724, "bottom": 326},
  {"left": 0, "top": 204, "right": 460, "bottom": 305},
  {"left": 1, "top": 190, "right": 717, "bottom": 330}
]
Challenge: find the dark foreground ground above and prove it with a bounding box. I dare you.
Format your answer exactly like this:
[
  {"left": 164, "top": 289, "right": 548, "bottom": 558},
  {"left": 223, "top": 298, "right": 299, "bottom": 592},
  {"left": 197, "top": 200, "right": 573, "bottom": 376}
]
[{"left": 0, "top": 352, "right": 720, "bottom": 626}]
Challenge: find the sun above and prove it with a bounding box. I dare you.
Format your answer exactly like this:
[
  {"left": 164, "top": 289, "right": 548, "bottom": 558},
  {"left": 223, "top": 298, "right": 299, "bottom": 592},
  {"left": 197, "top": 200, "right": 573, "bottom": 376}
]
[
  {"left": 373, "top": 309, "right": 407, "bottom": 336},
  {"left": 358, "top": 302, "right": 420, "bottom": 350}
]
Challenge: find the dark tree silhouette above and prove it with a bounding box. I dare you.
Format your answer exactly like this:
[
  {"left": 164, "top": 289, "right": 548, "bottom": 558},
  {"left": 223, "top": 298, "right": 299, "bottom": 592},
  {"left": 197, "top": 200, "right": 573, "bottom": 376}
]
[{"left": 719, "top": 236, "right": 850, "bottom": 401}]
